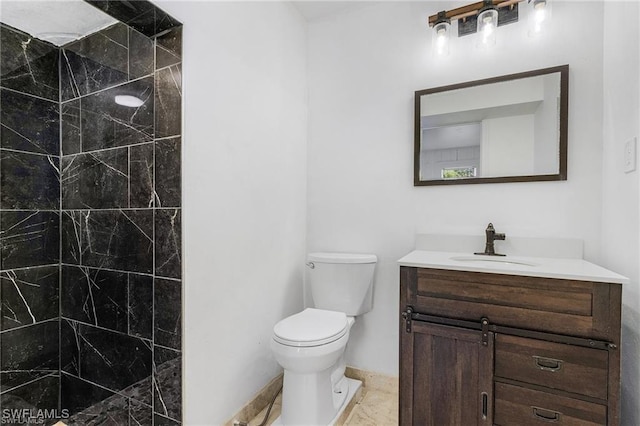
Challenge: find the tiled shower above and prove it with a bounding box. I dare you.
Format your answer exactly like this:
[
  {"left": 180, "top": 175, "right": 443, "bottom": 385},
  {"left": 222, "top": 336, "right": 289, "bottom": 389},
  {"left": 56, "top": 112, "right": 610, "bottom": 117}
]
[{"left": 0, "top": 1, "right": 182, "bottom": 424}]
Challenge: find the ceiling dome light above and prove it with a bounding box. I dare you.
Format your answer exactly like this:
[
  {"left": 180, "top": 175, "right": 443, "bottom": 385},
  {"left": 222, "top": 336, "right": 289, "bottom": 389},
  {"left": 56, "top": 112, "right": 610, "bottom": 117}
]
[{"left": 115, "top": 95, "right": 145, "bottom": 108}]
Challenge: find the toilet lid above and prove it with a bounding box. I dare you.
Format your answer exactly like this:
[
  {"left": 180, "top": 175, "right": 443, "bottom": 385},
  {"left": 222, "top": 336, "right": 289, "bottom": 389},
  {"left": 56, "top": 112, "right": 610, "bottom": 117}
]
[{"left": 273, "top": 308, "right": 348, "bottom": 347}]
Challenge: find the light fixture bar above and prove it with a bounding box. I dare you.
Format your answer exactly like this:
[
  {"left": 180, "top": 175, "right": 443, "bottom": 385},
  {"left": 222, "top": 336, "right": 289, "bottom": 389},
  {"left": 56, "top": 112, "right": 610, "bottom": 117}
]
[{"left": 428, "top": 0, "right": 522, "bottom": 27}]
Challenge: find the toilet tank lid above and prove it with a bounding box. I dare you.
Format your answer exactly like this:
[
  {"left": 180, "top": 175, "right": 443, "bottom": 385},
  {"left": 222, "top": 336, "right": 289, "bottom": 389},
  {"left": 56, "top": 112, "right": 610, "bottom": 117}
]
[{"left": 308, "top": 252, "right": 377, "bottom": 264}]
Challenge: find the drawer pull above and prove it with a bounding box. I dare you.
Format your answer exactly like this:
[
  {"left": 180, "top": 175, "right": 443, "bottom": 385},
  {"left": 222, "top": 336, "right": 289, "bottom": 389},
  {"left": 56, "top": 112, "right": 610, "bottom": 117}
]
[
  {"left": 481, "top": 392, "right": 488, "bottom": 420},
  {"left": 533, "top": 355, "right": 563, "bottom": 372},
  {"left": 532, "top": 406, "right": 561, "bottom": 422}
]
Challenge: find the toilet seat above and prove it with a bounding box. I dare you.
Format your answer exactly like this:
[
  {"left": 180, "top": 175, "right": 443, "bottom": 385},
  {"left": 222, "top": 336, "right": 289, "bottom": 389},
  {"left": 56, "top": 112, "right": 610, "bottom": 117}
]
[{"left": 273, "top": 308, "right": 348, "bottom": 347}]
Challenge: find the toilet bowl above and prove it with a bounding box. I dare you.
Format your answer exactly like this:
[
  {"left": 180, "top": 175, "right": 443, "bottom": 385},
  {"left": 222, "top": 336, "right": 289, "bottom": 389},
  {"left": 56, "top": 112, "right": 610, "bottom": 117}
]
[
  {"left": 270, "top": 253, "right": 377, "bottom": 426},
  {"left": 271, "top": 309, "right": 354, "bottom": 425}
]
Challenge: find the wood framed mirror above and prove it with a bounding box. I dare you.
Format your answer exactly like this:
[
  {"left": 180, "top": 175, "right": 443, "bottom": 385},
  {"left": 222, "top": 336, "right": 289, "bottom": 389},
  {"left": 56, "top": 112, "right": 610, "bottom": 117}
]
[{"left": 414, "top": 65, "right": 568, "bottom": 186}]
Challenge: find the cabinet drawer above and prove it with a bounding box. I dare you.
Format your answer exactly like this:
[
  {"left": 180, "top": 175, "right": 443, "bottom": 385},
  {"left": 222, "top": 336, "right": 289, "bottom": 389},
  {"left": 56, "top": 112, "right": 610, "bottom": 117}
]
[
  {"left": 495, "top": 334, "right": 608, "bottom": 400},
  {"left": 409, "top": 268, "right": 617, "bottom": 340},
  {"left": 495, "top": 382, "right": 607, "bottom": 425}
]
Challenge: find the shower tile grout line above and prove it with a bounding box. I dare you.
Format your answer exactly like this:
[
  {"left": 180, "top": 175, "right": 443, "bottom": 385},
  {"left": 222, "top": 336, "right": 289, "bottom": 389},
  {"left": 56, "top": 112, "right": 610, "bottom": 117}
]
[
  {"left": 58, "top": 72, "right": 155, "bottom": 105},
  {"left": 0, "top": 148, "right": 61, "bottom": 158},
  {"left": 0, "top": 317, "right": 58, "bottom": 334},
  {"left": 62, "top": 140, "right": 158, "bottom": 159},
  {"left": 59, "top": 207, "right": 182, "bottom": 211},
  {"left": 58, "top": 39, "right": 64, "bottom": 416},
  {"left": 155, "top": 61, "right": 182, "bottom": 74},
  {"left": 0, "top": 372, "right": 59, "bottom": 396},
  {"left": 0, "top": 85, "right": 58, "bottom": 104},
  {"left": 60, "top": 262, "right": 181, "bottom": 281},
  {"left": 0, "top": 263, "right": 60, "bottom": 272},
  {"left": 152, "top": 31, "right": 158, "bottom": 423}
]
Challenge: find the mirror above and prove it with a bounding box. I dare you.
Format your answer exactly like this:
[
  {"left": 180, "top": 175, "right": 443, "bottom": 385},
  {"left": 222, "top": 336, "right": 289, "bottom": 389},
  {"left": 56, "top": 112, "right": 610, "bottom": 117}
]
[{"left": 414, "top": 65, "right": 568, "bottom": 186}]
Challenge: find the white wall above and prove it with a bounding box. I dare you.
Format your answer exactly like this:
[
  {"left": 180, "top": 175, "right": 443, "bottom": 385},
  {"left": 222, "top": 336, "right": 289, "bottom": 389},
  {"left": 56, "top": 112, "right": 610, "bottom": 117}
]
[
  {"left": 156, "top": 1, "right": 308, "bottom": 424},
  {"left": 307, "top": 1, "right": 605, "bottom": 377},
  {"left": 533, "top": 74, "right": 561, "bottom": 174},
  {"left": 481, "top": 114, "right": 534, "bottom": 176},
  {"left": 151, "top": 0, "right": 640, "bottom": 423},
  {"left": 602, "top": 2, "right": 640, "bottom": 424}
]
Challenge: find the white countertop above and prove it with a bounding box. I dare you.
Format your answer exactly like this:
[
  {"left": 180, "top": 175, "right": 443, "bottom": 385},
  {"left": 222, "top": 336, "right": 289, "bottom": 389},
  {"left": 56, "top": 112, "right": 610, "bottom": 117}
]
[{"left": 397, "top": 250, "right": 629, "bottom": 284}]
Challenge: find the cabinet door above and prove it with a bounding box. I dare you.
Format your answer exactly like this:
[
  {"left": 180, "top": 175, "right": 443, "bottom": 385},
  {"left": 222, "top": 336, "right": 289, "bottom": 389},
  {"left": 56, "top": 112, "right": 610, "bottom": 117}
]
[{"left": 400, "top": 321, "right": 494, "bottom": 426}]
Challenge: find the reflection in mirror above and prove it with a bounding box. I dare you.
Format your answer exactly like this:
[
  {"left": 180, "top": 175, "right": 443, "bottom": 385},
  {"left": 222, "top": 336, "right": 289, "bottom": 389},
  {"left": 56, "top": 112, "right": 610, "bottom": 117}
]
[{"left": 414, "top": 65, "right": 568, "bottom": 186}]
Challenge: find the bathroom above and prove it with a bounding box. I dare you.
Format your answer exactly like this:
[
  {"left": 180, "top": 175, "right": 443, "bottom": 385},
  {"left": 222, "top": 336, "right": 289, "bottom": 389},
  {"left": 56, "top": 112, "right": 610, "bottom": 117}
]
[{"left": 0, "top": 0, "right": 638, "bottom": 425}]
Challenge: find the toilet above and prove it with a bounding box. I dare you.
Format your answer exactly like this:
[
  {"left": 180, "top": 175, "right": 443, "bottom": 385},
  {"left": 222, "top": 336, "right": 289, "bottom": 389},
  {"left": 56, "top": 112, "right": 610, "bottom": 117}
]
[{"left": 270, "top": 252, "right": 377, "bottom": 426}]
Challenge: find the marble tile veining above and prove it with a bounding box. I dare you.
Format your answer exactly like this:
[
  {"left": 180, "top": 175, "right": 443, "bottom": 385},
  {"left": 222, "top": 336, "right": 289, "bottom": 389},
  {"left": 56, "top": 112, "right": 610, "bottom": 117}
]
[
  {"left": 60, "top": 23, "right": 129, "bottom": 101},
  {"left": 79, "top": 209, "right": 154, "bottom": 274},
  {"left": 62, "top": 148, "right": 129, "bottom": 209},
  {"left": 1, "top": 88, "right": 60, "bottom": 155},
  {"left": 1, "top": 152, "right": 60, "bottom": 210},
  {"left": 155, "top": 65, "right": 182, "bottom": 138},
  {"left": 79, "top": 77, "right": 154, "bottom": 152},
  {"left": 155, "top": 209, "right": 182, "bottom": 278},
  {"left": 155, "top": 137, "right": 182, "bottom": 208},
  {"left": 84, "top": 0, "right": 182, "bottom": 38},
  {"left": 153, "top": 346, "right": 182, "bottom": 421},
  {"left": 0, "top": 25, "right": 59, "bottom": 101},
  {"left": 129, "top": 27, "right": 155, "bottom": 80},
  {"left": 0, "top": 210, "right": 60, "bottom": 269},
  {"left": 0, "top": 266, "right": 59, "bottom": 331},
  {"left": 61, "top": 266, "right": 128, "bottom": 332},
  {"left": 0, "top": 6, "right": 182, "bottom": 423},
  {"left": 154, "top": 278, "right": 182, "bottom": 349}
]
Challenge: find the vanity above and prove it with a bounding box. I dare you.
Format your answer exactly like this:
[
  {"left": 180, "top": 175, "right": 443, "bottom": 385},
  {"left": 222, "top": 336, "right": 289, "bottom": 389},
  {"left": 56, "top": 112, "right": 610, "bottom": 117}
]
[{"left": 398, "top": 248, "right": 627, "bottom": 426}]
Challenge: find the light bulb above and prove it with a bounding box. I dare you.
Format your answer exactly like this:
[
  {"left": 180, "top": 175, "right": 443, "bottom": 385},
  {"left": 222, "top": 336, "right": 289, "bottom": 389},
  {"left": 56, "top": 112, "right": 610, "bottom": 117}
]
[
  {"left": 432, "top": 21, "right": 450, "bottom": 57},
  {"left": 529, "top": 0, "right": 551, "bottom": 37},
  {"left": 477, "top": 8, "right": 498, "bottom": 48}
]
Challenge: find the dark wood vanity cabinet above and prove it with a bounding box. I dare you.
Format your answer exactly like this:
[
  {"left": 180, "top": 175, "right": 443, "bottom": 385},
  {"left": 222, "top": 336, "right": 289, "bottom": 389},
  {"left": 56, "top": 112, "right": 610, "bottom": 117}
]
[{"left": 399, "top": 266, "right": 622, "bottom": 426}]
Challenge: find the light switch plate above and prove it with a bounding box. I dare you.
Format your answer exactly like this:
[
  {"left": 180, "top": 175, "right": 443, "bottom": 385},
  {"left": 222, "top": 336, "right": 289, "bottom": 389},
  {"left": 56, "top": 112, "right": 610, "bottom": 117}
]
[{"left": 624, "top": 137, "right": 637, "bottom": 173}]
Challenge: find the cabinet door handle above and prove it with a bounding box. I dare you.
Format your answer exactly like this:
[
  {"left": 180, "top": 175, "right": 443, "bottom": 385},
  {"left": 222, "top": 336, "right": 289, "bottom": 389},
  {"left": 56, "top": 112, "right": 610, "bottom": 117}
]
[
  {"left": 533, "top": 355, "right": 564, "bottom": 372},
  {"left": 532, "top": 406, "right": 561, "bottom": 422},
  {"left": 481, "top": 392, "right": 488, "bottom": 420}
]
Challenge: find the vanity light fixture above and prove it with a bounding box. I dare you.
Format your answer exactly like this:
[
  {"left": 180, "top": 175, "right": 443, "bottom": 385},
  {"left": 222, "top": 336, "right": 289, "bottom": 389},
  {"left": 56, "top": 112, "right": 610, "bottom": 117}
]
[
  {"left": 432, "top": 11, "right": 451, "bottom": 56},
  {"left": 428, "top": 0, "right": 550, "bottom": 53},
  {"left": 528, "top": 0, "right": 551, "bottom": 37},
  {"left": 477, "top": 2, "right": 499, "bottom": 47}
]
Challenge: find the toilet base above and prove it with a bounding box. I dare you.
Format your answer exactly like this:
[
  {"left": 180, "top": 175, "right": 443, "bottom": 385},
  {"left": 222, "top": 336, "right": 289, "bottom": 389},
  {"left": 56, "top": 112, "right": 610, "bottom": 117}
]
[{"left": 272, "top": 377, "right": 362, "bottom": 426}]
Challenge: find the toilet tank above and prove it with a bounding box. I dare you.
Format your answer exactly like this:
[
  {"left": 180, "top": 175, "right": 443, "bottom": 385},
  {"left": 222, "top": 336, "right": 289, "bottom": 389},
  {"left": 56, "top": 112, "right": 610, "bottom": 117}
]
[{"left": 307, "top": 252, "right": 377, "bottom": 316}]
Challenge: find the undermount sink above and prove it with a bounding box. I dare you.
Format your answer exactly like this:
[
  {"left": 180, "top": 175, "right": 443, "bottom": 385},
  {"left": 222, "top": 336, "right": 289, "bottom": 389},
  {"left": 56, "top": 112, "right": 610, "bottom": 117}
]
[{"left": 449, "top": 255, "right": 539, "bottom": 267}]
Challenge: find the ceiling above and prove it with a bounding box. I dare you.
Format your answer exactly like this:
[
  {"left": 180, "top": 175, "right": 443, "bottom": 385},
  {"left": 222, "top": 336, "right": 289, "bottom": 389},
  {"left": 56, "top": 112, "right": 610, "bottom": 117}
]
[
  {"left": 0, "top": 0, "right": 373, "bottom": 43},
  {"left": 0, "top": 0, "right": 117, "bottom": 46},
  {"left": 292, "top": 1, "right": 375, "bottom": 21}
]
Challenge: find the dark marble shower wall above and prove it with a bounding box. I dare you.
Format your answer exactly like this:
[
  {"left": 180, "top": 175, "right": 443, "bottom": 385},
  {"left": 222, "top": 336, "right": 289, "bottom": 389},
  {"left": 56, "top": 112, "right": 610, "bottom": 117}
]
[
  {"left": 59, "top": 20, "right": 183, "bottom": 426},
  {"left": 0, "top": 4, "right": 182, "bottom": 424},
  {"left": 0, "top": 23, "right": 62, "bottom": 418}
]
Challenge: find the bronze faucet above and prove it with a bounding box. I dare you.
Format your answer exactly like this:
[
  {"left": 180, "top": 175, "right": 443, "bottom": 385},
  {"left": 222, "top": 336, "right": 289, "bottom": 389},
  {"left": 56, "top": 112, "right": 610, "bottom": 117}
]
[{"left": 475, "top": 223, "right": 506, "bottom": 256}]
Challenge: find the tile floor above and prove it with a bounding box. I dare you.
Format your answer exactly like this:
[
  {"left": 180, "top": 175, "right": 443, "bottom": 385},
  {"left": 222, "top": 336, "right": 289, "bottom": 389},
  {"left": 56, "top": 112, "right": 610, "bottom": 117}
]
[{"left": 248, "top": 386, "right": 398, "bottom": 425}]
